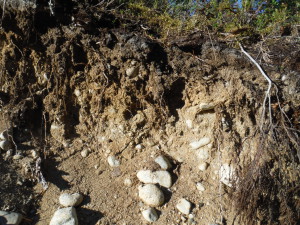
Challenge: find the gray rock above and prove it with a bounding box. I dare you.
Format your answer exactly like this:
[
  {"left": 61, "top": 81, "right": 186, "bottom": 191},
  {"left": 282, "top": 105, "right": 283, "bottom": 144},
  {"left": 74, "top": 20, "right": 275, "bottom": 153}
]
[
  {"left": 138, "top": 184, "right": 164, "bottom": 207},
  {"left": 0, "top": 211, "right": 23, "bottom": 225},
  {"left": 142, "top": 208, "right": 159, "bottom": 222},
  {"left": 176, "top": 198, "right": 192, "bottom": 215},
  {"left": 59, "top": 193, "right": 83, "bottom": 207},
  {"left": 137, "top": 170, "right": 172, "bottom": 188},
  {"left": 0, "top": 140, "right": 11, "bottom": 151},
  {"left": 49, "top": 207, "right": 78, "bottom": 225},
  {"left": 154, "top": 155, "right": 172, "bottom": 170},
  {"left": 107, "top": 155, "right": 120, "bottom": 167}
]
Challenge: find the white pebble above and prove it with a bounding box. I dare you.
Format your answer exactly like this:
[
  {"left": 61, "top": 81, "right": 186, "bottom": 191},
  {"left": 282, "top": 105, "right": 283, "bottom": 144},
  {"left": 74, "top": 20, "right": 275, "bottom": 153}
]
[
  {"left": 142, "top": 208, "right": 159, "bottom": 222},
  {"left": 135, "top": 144, "right": 143, "bottom": 150},
  {"left": 0, "top": 140, "right": 11, "bottom": 151},
  {"left": 124, "top": 178, "right": 132, "bottom": 187},
  {"left": 107, "top": 155, "right": 120, "bottom": 167},
  {"left": 198, "top": 162, "right": 208, "bottom": 171},
  {"left": 49, "top": 207, "right": 78, "bottom": 225},
  {"left": 137, "top": 170, "right": 172, "bottom": 188},
  {"left": 219, "top": 164, "right": 234, "bottom": 187},
  {"left": 59, "top": 193, "right": 83, "bottom": 207},
  {"left": 0, "top": 129, "right": 10, "bottom": 140},
  {"left": 138, "top": 184, "right": 164, "bottom": 207},
  {"left": 31, "top": 150, "right": 38, "bottom": 159},
  {"left": 0, "top": 211, "right": 23, "bottom": 225},
  {"left": 196, "top": 182, "right": 205, "bottom": 192},
  {"left": 185, "top": 120, "right": 193, "bottom": 128},
  {"left": 176, "top": 198, "right": 192, "bottom": 215},
  {"left": 74, "top": 89, "right": 81, "bottom": 97},
  {"left": 189, "top": 137, "right": 211, "bottom": 149},
  {"left": 81, "top": 149, "right": 89, "bottom": 158},
  {"left": 154, "top": 155, "right": 172, "bottom": 170},
  {"left": 196, "top": 148, "right": 209, "bottom": 160},
  {"left": 13, "top": 154, "right": 22, "bottom": 160}
]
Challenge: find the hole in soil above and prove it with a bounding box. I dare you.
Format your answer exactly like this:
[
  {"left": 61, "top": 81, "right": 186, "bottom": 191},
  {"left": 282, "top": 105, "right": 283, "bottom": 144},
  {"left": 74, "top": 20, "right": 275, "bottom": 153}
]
[{"left": 164, "top": 78, "right": 185, "bottom": 119}]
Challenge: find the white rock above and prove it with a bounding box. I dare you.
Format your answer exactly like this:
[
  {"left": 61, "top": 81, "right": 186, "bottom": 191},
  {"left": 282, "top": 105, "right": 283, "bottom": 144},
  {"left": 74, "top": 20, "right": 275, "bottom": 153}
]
[
  {"left": 31, "top": 150, "right": 39, "bottom": 159},
  {"left": 0, "top": 129, "right": 10, "bottom": 140},
  {"left": 142, "top": 208, "right": 159, "bottom": 222},
  {"left": 49, "top": 207, "right": 78, "bottom": 225},
  {"left": 12, "top": 154, "right": 22, "bottom": 160},
  {"left": 185, "top": 119, "right": 193, "bottom": 128},
  {"left": 176, "top": 198, "right": 192, "bottom": 215},
  {"left": 137, "top": 170, "right": 172, "bottom": 188},
  {"left": 196, "top": 148, "right": 209, "bottom": 160},
  {"left": 154, "top": 155, "right": 172, "bottom": 170},
  {"left": 59, "top": 193, "right": 83, "bottom": 207},
  {"left": 135, "top": 144, "right": 143, "bottom": 150},
  {"left": 219, "top": 164, "right": 234, "bottom": 187},
  {"left": 124, "top": 178, "right": 132, "bottom": 187},
  {"left": 107, "top": 155, "right": 120, "bottom": 167},
  {"left": 196, "top": 182, "right": 205, "bottom": 192},
  {"left": 0, "top": 140, "right": 11, "bottom": 151},
  {"left": 74, "top": 89, "right": 81, "bottom": 97},
  {"left": 0, "top": 211, "right": 23, "bottom": 225},
  {"left": 189, "top": 137, "right": 211, "bottom": 149},
  {"left": 81, "top": 149, "right": 89, "bottom": 158},
  {"left": 138, "top": 184, "right": 164, "bottom": 207},
  {"left": 126, "top": 66, "right": 139, "bottom": 77},
  {"left": 198, "top": 162, "right": 209, "bottom": 171},
  {"left": 199, "top": 103, "right": 214, "bottom": 111}
]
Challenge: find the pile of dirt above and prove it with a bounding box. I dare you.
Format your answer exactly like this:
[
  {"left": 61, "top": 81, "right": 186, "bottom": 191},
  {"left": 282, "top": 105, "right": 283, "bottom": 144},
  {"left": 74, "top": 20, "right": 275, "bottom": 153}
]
[{"left": 0, "top": 1, "right": 299, "bottom": 224}]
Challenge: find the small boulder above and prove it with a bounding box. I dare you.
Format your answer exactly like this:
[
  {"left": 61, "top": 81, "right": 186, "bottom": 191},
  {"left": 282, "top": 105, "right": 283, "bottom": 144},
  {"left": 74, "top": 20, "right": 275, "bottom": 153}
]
[
  {"left": 49, "top": 207, "right": 78, "bottom": 225},
  {"left": 176, "top": 198, "right": 192, "bottom": 215},
  {"left": 0, "top": 211, "right": 23, "bottom": 225},
  {"left": 154, "top": 155, "right": 172, "bottom": 170},
  {"left": 137, "top": 170, "right": 172, "bottom": 188},
  {"left": 142, "top": 208, "right": 159, "bottom": 222},
  {"left": 59, "top": 193, "right": 83, "bottom": 207},
  {"left": 138, "top": 184, "right": 164, "bottom": 207}
]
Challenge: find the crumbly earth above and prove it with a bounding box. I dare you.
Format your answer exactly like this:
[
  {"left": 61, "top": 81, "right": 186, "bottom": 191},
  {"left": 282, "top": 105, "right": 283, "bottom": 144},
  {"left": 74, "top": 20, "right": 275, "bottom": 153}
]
[{"left": 0, "top": 1, "right": 299, "bottom": 225}]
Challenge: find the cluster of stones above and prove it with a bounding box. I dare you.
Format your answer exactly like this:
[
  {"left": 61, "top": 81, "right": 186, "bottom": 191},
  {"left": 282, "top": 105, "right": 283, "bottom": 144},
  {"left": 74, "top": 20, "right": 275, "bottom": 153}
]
[
  {"left": 49, "top": 193, "right": 83, "bottom": 225},
  {"left": 137, "top": 155, "right": 172, "bottom": 222}
]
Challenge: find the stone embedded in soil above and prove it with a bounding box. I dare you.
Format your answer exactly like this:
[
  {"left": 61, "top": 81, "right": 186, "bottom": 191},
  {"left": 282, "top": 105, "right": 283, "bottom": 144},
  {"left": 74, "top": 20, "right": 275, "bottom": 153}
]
[
  {"left": 199, "top": 103, "right": 214, "bottom": 111},
  {"left": 0, "top": 211, "right": 23, "bottom": 225},
  {"left": 49, "top": 207, "right": 78, "bottom": 225},
  {"left": 219, "top": 164, "right": 234, "bottom": 187},
  {"left": 137, "top": 170, "right": 172, "bottom": 188},
  {"left": 176, "top": 198, "right": 192, "bottom": 215},
  {"left": 81, "top": 149, "right": 89, "bottom": 158},
  {"left": 0, "top": 140, "right": 11, "bottom": 151},
  {"left": 138, "top": 184, "right": 165, "bottom": 207},
  {"left": 189, "top": 137, "right": 211, "bottom": 149},
  {"left": 198, "top": 162, "right": 209, "bottom": 171},
  {"left": 196, "top": 148, "right": 210, "bottom": 160},
  {"left": 59, "top": 193, "right": 83, "bottom": 207},
  {"left": 185, "top": 119, "right": 193, "bottom": 128},
  {"left": 0, "top": 129, "right": 10, "bottom": 140},
  {"left": 196, "top": 182, "right": 205, "bottom": 192},
  {"left": 154, "top": 155, "right": 172, "bottom": 170},
  {"left": 126, "top": 66, "right": 139, "bottom": 77},
  {"left": 107, "top": 155, "right": 120, "bottom": 167},
  {"left": 142, "top": 208, "right": 159, "bottom": 222}
]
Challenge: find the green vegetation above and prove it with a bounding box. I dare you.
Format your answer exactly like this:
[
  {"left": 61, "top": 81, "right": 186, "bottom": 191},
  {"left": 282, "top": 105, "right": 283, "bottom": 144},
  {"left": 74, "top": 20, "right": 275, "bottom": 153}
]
[{"left": 114, "top": 0, "right": 300, "bottom": 39}]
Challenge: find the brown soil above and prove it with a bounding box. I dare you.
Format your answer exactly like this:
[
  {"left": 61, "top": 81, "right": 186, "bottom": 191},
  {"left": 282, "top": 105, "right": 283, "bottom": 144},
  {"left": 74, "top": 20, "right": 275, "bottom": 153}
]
[{"left": 0, "top": 1, "right": 299, "bottom": 225}]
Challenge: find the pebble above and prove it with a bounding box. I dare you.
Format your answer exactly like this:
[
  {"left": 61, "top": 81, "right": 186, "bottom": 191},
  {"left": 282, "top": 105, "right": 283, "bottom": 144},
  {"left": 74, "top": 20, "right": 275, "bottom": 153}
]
[
  {"left": 12, "top": 154, "right": 22, "bottom": 160},
  {"left": 107, "top": 155, "right": 120, "bottom": 167},
  {"left": 59, "top": 193, "right": 83, "bottom": 207},
  {"left": 0, "top": 129, "right": 10, "bottom": 140},
  {"left": 137, "top": 170, "right": 172, "bottom": 188},
  {"left": 81, "top": 149, "right": 89, "bottom": 158},
  {"left": 185, "top": 120, "right": 193, "bottom": 128},
  {"left": 0, "top": 211, "right": 23, "bottom": 225},
  {"left": 31, "top": 150, "right": 38, "bottom": 159},
  {"left": 49, "top": 207, "right": 78, "bottom": 225},
  {"left": 126, "top": 66, "right": 139, "bottom": 78},
  {"left": 196, "top": 148, "right": 209, "bottom": 160},
  {"left": 138, "top": 184, "right": 165, "bottom": 207},
  {"left": 176, "top": 198, "right": 192, "bottom": 215},
  {"left": 196, "top": 182, "right": 205, "bottom": 192},
  {"left": 219, "top": 164, "right": 234, "bottom": 187},
  {"left": 199, "top": 103, "right": 214, "bottom": 111},
  {"left": 124, "top": 178, "right": 132, "bottom": 187},
  {"left": 189, "top": 137, "right": 211, "bottom": 149},
  {"left": 142, "top": 208, "right": 159, "bottom": 222},
  {"left": 154, "top": 155, "right": 172, "bottom": 170},
  {"left": 0, "top": 140, "right": 11, "bottom": 151},
  {"left": 198, "top": 162, "right": 209, "bottom": 171}
]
